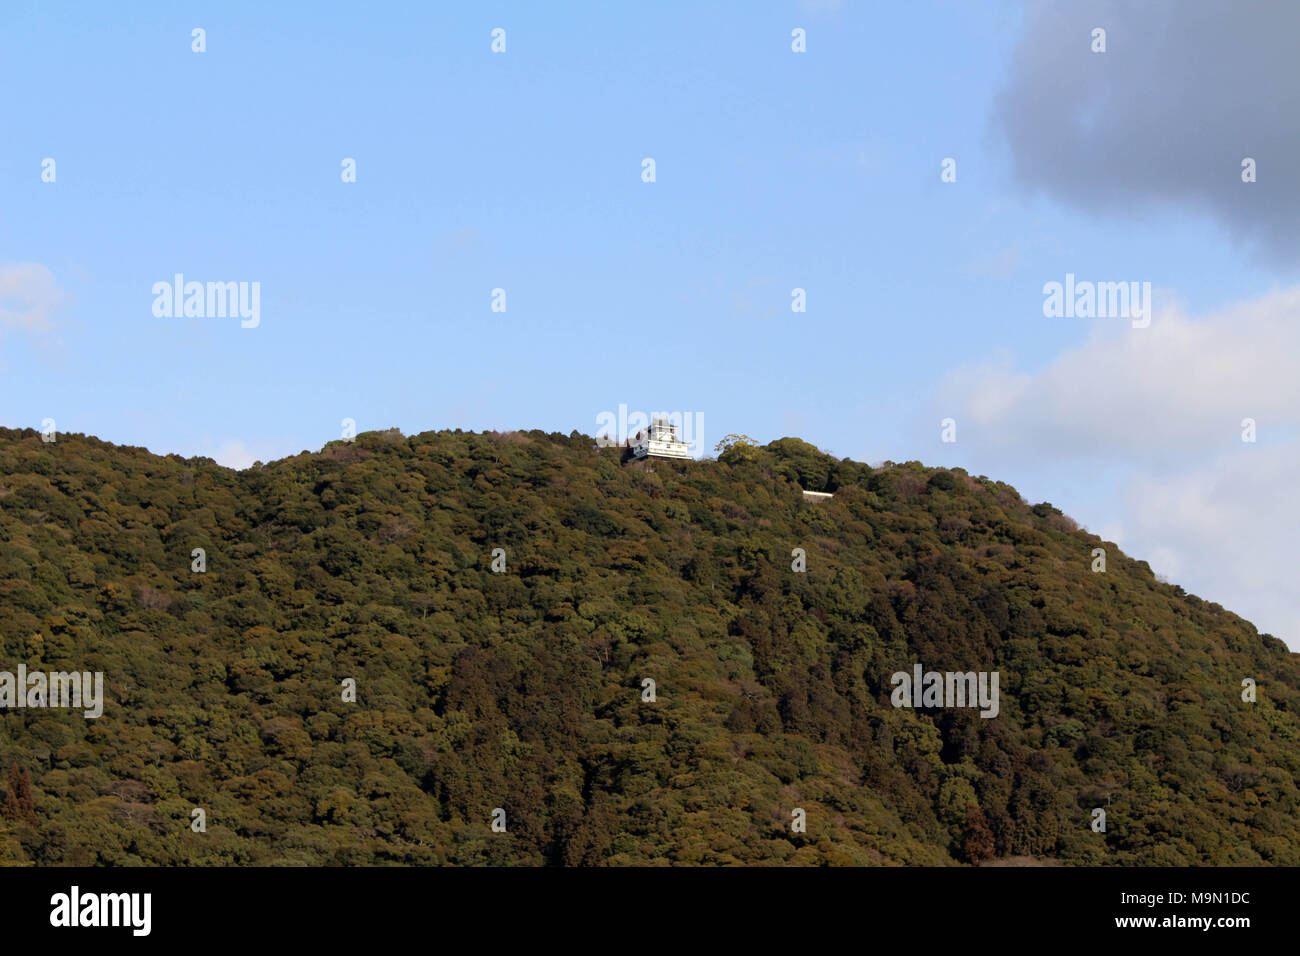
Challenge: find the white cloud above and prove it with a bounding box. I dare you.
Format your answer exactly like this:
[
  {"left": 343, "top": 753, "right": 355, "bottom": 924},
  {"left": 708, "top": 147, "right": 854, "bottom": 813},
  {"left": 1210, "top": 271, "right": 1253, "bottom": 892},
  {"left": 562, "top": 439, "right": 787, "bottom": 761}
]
[
  {"left": 960, "top": 241, "right": 1023, "bottom": 280},
  {"left": 937, "top": 285, "right": 1300, "bottom": 647},
  {"left": 210, "top": 438, "right": 286, "bottom": 470},
  {"left": 1125, "top": 444, "right": 1300, "bottom": 645},
  {"left": 940, "top": 286, "right": 1300, "bottom": 465},
  {"left": 0, "top": 263, "right": 67, "bottom": 330}
]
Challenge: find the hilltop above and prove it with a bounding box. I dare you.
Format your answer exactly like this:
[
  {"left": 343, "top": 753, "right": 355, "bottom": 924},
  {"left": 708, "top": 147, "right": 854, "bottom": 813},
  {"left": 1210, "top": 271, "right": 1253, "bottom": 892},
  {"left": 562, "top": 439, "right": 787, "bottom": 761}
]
[{"left": 0, "top": 426, "right": 1296, "bottom": 865}]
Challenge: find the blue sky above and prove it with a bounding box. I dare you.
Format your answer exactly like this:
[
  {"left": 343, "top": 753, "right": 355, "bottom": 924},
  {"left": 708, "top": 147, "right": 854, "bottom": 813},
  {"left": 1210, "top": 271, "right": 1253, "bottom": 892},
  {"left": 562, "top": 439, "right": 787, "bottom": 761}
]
[{"left": 3, "top": 1, "right": 1297, "bottom": 647}]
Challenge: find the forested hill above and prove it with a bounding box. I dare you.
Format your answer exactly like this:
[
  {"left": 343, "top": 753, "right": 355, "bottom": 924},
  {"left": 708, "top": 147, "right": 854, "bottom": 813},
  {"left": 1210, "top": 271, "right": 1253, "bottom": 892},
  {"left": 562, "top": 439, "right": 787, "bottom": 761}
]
[{"left": 0, "top": 425, "right": 1296, "bottom": 866}]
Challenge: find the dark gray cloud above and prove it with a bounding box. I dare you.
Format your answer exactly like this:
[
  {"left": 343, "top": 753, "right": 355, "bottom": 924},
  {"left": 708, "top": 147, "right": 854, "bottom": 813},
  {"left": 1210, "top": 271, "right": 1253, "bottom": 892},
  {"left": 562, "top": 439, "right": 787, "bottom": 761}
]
[{"left": 995, "top": 0, "right": 1300, "bottom": 268}]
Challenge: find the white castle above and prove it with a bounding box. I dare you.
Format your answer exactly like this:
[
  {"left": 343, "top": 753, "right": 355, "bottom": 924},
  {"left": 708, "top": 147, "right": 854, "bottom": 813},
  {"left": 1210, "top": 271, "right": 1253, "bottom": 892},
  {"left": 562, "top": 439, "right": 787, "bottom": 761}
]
[{"left": 628, "top": 417, "right": 692, "bottom": 461}]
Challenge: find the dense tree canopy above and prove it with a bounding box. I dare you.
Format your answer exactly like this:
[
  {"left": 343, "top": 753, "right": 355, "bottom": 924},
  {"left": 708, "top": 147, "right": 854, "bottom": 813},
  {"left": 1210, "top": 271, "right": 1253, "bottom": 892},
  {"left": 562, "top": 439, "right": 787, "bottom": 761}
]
[{"left": 0, "top": 425, "right": 1296, "bottom": 865}]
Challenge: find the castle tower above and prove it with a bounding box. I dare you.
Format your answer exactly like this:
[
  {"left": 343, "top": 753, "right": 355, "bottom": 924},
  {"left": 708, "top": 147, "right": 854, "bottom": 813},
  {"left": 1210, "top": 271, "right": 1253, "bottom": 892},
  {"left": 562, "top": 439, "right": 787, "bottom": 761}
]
[{"left": 628, "top": 416, "right": 692, "bottom": 461}]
